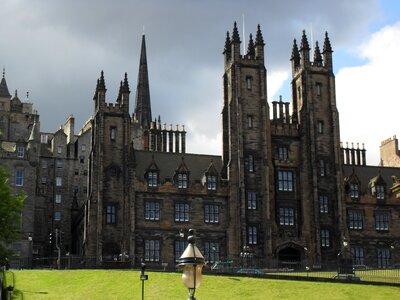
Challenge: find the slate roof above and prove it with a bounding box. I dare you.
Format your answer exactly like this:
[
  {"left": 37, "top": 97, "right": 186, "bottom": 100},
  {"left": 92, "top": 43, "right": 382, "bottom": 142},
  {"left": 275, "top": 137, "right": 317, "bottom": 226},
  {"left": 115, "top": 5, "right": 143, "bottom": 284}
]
[
  {"left": 343, "top": 165, "right": 400, "bottom": 193},
  {"left": 134, "top": 150, "right": 222, "bottom": 182}
]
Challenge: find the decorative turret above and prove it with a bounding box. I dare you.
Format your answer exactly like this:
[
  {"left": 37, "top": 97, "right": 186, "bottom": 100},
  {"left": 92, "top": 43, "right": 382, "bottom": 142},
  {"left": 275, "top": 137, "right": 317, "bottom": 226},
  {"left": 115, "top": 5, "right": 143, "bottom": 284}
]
[
  {"left": 254, "top": 24, "right": 265, "bottom": 60},
  {"left": 134, "top": 34, "right": 152, "bottom": 129},
  {"left": 231, "top": 22, "right": 241, "bottom": 61},
  {"left": 313, "top": 41, "right": 323, "bottom": 67},
  {"left": 0, "top": 68, "right": 11, "bottom": 99},
  {"left": 300, "top": 30, "right": 310, "bottom": 65},
  {"left": 121, "top": 72, "right": 130, "bottom": 111},
  {"left": 223, "top": 31, "right": 231, "bottom": 62},
  {"left": 291, "top": 39, "right": 300, "bottom": 70},
  {"left": 323, "top": 31, "right": 333, "bottom": 70},
  {"left": 93, "top": 71, "right": 106, "bottom": 111},
  {"left": 247, "top": 34, "right": 255, "bottom": 58}
]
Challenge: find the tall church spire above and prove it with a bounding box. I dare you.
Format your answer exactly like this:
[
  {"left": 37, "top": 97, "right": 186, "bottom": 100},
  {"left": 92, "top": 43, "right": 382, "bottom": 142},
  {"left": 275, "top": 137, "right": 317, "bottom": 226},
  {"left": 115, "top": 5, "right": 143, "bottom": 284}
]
[
  {"left": 0, "top": 67, "right": 12, "bottom": 98},
  {"left": 134, "top": 34, "right": 152, "bottom": 129}
]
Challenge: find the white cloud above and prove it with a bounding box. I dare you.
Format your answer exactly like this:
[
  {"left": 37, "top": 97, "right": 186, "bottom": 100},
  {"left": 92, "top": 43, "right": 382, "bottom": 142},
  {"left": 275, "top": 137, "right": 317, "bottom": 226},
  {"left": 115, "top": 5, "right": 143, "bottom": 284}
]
[{"left": 336, "top": 22, "right": 400, "bottom": 165}]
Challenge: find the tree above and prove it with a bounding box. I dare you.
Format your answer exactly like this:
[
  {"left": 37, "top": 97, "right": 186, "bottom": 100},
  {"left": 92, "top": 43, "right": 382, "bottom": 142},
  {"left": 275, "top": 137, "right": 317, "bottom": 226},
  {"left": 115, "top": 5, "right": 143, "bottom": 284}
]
[{"left": 0, "top": 166, "right": 26, "bottom": 261}]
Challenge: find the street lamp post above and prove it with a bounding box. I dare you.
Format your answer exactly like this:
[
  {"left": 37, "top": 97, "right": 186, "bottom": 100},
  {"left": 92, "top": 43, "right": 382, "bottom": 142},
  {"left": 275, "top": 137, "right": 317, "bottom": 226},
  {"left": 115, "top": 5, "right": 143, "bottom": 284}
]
[
  {"left": 28, "top": 233, "right": 33, "bottom": 269},
  {"left": 177, "top": 229, "right": 205, "bottom": 300},
  {"left": 240, "top": 246, "right": 253, "bottom": 268},
  {"left": 140, "top": 259, "right": 148, "bottom": 300}
]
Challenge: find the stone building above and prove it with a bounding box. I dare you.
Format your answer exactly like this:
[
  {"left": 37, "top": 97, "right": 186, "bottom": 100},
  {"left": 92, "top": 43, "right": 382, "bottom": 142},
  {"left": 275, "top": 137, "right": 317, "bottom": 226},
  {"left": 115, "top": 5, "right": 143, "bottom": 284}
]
[{"left": 2, "top": 23, "right": 400, "bottom": 268}]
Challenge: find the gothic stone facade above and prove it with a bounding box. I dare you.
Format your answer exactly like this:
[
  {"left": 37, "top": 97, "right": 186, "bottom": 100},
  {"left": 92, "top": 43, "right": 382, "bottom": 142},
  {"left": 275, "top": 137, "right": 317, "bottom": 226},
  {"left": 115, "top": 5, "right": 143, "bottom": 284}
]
[{"left": 1, "top": 24, "right": 400, "bottom": 268}]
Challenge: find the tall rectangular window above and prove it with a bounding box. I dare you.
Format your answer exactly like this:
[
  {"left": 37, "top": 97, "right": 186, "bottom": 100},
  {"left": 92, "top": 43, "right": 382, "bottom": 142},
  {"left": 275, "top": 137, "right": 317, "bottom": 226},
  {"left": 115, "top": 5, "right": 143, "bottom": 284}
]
[
  {"left": 317, "top": 121, "right": 323, "bottom": 134},
  {"left": 321, "top": 229, "right": 330, "bottom": 248},
  {"left": 204, "top": 204, "right": 219, "bottom": 223},
  {"left": 248, "top": 226, "right": 257, "bottom": 245},
  {"left": 247, "top": 191, "right": 257, "bottom": 210},
  {"left": 57, "top": 146, "right": 62, "bottom": 154},
  {"left": 17, "top": 146, "right": 24, "bottom": 158},
  {"left": 350, "top": 183, "right": 359, "bottom": 199},
  {"left": 16, "top": 170, "right": 24, "bottom": 186},
  {"left": 351, "top": 247, "right": 365, "bottom": 265},
  {"left": 175, "top": 203, "right": 189, "bottom": 222},
  {"left": 204, "top": 242, "right": 220, "bottom": 263},
  {"left": 55, "top": 193, "right": 62, "bottom": 204},
  {"left": 247, "top": 115, "right": 253, "bottom": 128},
  {"left": 175, "top": 240, "right": 188, "bottom": 261},
  {"left": 56, "top": 177, "right": 62, "bottom": 186},
  {"left": 319, "top": 195, "right": 329, "bottom": 213},
  {"left": 279, "top": 207, "right": 294, "bottom": 226},
  {"left": 54, "top": 211, "right": 61, "bottom": 221},
  {"left": 145, "top": 202, "right": 160, "bottom": 221},
  {"left": 207, "top": 175, "right": 217, "bottom": 190},
  {"left": 105, "top": 204, "right": 116, "bottom": 224},
  {"left": 56, "top": 159, "right": 63, "bottom": 168},
  {"left": 178, "top": 173, "right": 187, "bottom": 189},
  {"left": 377, "top": 248, "right": 390, "bottom": 269},
  {"left": 148, "top": 172, "right": 158, "bottom": 187},
  {"left": 145, "top": 240, "right": 160, "bottom": 262},
  {"left": 278, "top": 171, "right": 293, "bottom": 191},
  {"left": 348, "top": 210, "right": 363, "bottom": 230},
  {"left": 110, "top": 127, "right": 116, "bottom": 141},
  {"left": 316, "top": 83, "right": 322, "bottom": 96},
  {"left": 81, "top": 144, "right": 86, "bottom": 151},
  {"left": 278, "top": 147, "right": 289, "bottom": 161},
  {"left": 247, "top": 155, "right": 254, "bottom": 172},
  {"left": 375, "top": 212, "right": 389, "bottom": 231},
  {"left": 42, "top": 160, "right": 48, "bottom": 169},
  {"left": 319, "top": 160, "right": 325, "bottom": 176},
  {"left": 246, "top": 76, "right": 252, "bottom": 90}
]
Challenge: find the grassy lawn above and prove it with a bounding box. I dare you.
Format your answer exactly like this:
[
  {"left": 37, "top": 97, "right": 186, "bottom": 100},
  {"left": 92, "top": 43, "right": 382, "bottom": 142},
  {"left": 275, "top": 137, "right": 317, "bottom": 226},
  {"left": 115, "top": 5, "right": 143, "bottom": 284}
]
[{"left": 4, "top": 269, "right": 399, "bottom": 300}]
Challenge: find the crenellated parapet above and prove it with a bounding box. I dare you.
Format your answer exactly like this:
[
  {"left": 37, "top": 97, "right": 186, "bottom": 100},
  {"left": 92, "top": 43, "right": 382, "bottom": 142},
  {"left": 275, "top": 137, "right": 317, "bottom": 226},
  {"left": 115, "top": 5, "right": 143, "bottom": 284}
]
[
  {"left": 341, "top": 142, "right": 367, "bottom": 166},
  {"left": 291, "top": 30, "right": 333, "bottom": 76},
  {"left": 270, "top": 96, "right": 298, "bottom": 136},
  {"left": 223, "top": 22, "right": 265, "bottom": 68}
]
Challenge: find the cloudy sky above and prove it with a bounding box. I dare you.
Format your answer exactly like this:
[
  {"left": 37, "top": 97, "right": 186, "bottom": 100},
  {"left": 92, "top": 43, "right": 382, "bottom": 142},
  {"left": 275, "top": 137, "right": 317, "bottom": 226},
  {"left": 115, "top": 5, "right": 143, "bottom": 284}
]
[{"left": 1, "top": 0, "right": 399, "bottom": 165}]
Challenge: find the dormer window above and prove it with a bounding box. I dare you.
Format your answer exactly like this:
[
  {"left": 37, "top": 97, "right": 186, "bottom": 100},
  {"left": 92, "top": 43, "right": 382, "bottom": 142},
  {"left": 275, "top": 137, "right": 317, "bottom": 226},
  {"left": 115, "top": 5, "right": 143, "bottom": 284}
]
[
  {"left": 376, "top": 185, "right": 385, "bottom": 200},
  {"left": 148, "top": 171, "right": 158, "bottom": 187},
  {"left": 350, "top": 183, "right": 359, "bottom": 199},
  {"left": 178, "top": 173, "right": 188, "bottom": 189},
  {"left": 369, "top": 175, "right": 386, "bottom": 201},
  {"left": 16, "top": 146, "right": 24, "bottom": 158},
  {"left": 207, "top": 175, "right": 217, "bottom": 191}
]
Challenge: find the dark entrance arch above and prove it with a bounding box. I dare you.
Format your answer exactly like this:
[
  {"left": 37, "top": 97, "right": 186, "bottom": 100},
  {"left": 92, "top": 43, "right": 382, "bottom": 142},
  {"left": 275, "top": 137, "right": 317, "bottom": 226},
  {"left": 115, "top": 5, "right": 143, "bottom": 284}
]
[{"left": 278, "top": 247, "right": 301, "bottom": 262}]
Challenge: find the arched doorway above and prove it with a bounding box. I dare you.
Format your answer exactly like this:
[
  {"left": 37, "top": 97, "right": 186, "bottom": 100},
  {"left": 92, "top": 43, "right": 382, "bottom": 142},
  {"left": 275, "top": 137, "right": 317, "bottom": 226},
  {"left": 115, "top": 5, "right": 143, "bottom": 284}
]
[{"left": 278, "top": 247, "right": 301, "bottom": 262}]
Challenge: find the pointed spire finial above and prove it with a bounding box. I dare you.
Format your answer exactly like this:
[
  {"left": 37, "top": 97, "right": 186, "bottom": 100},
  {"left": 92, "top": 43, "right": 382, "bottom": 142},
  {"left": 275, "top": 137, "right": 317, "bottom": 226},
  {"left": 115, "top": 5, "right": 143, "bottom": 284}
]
[
  {"left": 247, "top": 33, "right": 255, "bottom": 56},
  {"left": 232, "top": 21, "right": 241, "bottom": 43},
  {"left": 323, "top": 31, "right": 332, "bottom": 53},
  {"left": 291, "top": 39, "right": 300, "bottom": 64},
  {"left": 255, "top": 24, "right": 264, "bottom": 46},
  {"left": 122, "top": 72, "right": 130, "bottom": 93},
  {"left": 300, "top": 30, "right": 310, "bottom": 50},
  {"left": 224, "top": 31, "right": 231, "bottom": 53},
  {"left": 2, "top": 66, "right": 4, "bottom": 78},
  {"left": 98, "top": 70, "right": 106, "bottom": 90},
  {"left": 313, "top": 41, "right": 323, "bottom": 66},
  {"left": 14, "top": 89, "right": 17, "bottom": 97}
]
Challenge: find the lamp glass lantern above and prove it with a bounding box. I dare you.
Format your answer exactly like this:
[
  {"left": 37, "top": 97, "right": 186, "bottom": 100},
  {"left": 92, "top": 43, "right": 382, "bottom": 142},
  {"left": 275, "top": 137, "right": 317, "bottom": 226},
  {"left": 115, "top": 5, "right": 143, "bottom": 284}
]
[{"left": 177, "top": 229, "right": 205, "bottom": 300}]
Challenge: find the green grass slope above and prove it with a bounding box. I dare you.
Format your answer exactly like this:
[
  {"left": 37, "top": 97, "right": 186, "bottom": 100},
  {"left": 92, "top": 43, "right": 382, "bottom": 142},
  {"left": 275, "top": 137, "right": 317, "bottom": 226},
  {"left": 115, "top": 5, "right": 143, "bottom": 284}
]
[{"left": 7, "top": 270, "right": 400, "bottom": 300}]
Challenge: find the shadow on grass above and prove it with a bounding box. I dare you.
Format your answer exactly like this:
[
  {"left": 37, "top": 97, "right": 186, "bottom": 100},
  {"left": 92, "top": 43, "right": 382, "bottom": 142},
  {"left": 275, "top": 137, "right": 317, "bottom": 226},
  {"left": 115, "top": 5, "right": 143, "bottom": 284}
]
[{"left": 228, "top": 277, "right": 241, "bottom": 281}]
